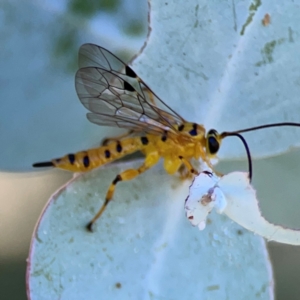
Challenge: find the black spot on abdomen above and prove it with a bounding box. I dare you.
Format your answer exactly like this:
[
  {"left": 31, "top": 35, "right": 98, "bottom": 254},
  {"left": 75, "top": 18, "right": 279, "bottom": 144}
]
[
  {"left": 116, "top": 143, "right": 122, "bottom": 153},
  {"left": 105, "top": 149, "right": 111, "bottom": 158},
  {"left": 68, "top": 154, "right": 75, "bottom": 164},
  {"left": 83, "top": 155, "right": 90, "bottom": 168}
]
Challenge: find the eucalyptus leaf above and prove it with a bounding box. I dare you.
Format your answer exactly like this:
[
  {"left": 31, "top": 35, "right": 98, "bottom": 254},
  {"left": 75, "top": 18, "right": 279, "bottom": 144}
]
[{"left": 27, "top": 162, "right": 273, "bottom": 299}]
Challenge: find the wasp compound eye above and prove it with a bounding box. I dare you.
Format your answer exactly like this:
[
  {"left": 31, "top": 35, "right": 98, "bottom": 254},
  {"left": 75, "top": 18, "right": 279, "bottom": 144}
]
[{"left": 207, "top": 129, "right": 220, "bottom": 155}]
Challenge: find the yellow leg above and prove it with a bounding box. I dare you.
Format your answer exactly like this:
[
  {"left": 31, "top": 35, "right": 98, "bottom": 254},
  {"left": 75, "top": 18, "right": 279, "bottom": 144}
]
[
  {"left": 178, "top": 156, "right": 199, "bottom": 176},
  {"left": 178, "top": 164, "right": 192, "bottom": 179},
  {"left": 203, "top": 158, "right": 224, "bottom": 178},
  {"left": 87, "top": 152, "right": 160, "bottom": 231}
]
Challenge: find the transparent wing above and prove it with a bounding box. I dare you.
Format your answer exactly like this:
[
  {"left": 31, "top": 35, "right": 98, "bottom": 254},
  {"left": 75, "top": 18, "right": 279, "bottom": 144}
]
[
  {"left": 87, "top": 113, "right": 169, "bottom": 135},
  {"left": 75, "top": 44, "right": 185, "bottom": 135}
]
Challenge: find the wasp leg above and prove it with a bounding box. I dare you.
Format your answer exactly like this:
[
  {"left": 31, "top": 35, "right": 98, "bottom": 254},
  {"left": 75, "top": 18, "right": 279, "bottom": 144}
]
[
  {"left": 203, "top": 158, "right": 224, "bottom": 178},
  {"left": 87, "top": 152, "right": 160, "bottom": 232},
  {"left": 178, "top": 156, "right": 199, "bottom": 176},
  {"left": 101, "top": 130, "right": 135, "bottom": 146},
  {"left": 178, "top": 164, "right": 193, "bottom": 179}
]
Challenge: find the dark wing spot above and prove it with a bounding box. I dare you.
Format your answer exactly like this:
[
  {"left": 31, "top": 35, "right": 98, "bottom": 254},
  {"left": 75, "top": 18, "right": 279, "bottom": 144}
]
[
  {"left": 68, "top": 154, "right": 75, "bottom": 164},
  {"left": 116, "top": 143, "right": 122, "bottom": 153},
  {"left": 125, "top": 66, "right": 137, "bottom": 78},
  {"left": 124, "top": 81, "right": 135, "bottom": 92},
  {"left": 189, "top": 123, "right": 198, "bottom": 136},
  {"left": 105, "top": 149, "right": 111, "bottom": 158},
  {"left": 141, "top": 136, "right": 149, "bottom": 145},
  {"left": 83, "top": 155, "right": 90, "bottom": 168}
]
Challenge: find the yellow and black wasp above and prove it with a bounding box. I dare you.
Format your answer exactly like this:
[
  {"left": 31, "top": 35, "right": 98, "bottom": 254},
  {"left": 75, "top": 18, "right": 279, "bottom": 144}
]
[{"left": 33, "top": 43, "right": 300, "bottom": 231}]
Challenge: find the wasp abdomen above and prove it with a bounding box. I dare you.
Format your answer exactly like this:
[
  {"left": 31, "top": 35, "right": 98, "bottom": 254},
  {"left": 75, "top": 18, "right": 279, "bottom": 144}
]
[{"left": 34, "top": 137, "right": 148, "bottom": 172}]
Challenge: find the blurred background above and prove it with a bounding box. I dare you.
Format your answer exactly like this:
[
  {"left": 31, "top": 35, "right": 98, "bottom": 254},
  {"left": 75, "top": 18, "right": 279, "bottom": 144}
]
[{"left": 1, "top": 0, "right": 300, "bottom": 299}]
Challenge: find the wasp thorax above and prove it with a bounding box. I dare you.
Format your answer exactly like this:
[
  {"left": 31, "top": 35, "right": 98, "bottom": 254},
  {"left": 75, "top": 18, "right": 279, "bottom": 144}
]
[{"left": 178, "top": 122, "right": 205, "bottom": 138}]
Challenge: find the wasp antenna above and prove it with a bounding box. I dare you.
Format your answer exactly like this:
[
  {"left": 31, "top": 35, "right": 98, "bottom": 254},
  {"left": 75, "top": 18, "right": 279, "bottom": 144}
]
[
  {"left": 220, "top": 121, "right": 300, "bottom": 181},
  {"left": 221, "top": 132, "right": 252, "bottom": 182},
  {"left": 234, "top": 122, "right": 300, "bottom": 134},
  {"left": 32, "top": 161, "right": 54, "bottom": 168}
]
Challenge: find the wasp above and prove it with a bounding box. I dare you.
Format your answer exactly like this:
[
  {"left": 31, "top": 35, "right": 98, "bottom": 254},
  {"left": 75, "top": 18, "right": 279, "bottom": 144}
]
[{"left": 33, "top": 43, "right": 300, "bottom": 231}]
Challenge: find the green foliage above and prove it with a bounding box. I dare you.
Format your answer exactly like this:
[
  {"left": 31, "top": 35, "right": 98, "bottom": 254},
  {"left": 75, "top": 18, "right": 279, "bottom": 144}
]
[
  {"left": 123, "top": 19, "right": 145, "bottom": 36},
  {"left": 53, "top": 28, "right": 78, "bottom": 72},
  {"left": 69, "top": 0, "right": 120, "bottom": 16}
]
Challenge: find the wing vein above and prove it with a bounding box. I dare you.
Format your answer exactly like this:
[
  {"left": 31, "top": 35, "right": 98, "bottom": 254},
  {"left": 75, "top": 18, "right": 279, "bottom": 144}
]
[{"left": 75, "top": 43, "right": 186, "bottom": 136}]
